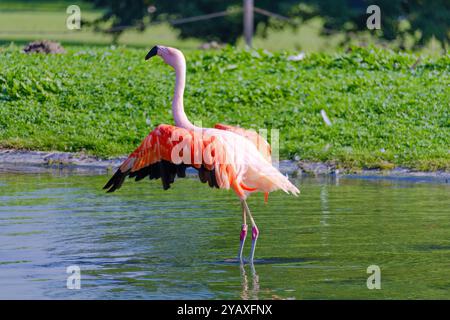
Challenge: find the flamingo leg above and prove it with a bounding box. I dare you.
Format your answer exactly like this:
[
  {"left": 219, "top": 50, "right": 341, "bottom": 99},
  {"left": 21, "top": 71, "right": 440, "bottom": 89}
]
[
  {"left": 242, "top": 200, "right": 259, "bottom": 263},
  {"left": 238, "top": 201, "right": 248, "bottom": 263}
]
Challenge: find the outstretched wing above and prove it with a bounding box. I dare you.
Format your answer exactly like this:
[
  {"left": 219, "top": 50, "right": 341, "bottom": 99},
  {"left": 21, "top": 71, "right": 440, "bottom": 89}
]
[
  {"left": 103, "top": 124, "right": 219, "bottom": 193},
  {"left": 214, "top": 123, "right": 271, "bottom": 163},
  {"left": 104, "top": 123, "right": 298, "bottom": 200}
]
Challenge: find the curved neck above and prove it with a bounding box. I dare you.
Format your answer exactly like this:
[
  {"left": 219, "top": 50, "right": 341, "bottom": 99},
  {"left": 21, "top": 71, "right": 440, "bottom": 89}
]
[{"left": 172, "top": 60, "right": 197, "bottom": 130}]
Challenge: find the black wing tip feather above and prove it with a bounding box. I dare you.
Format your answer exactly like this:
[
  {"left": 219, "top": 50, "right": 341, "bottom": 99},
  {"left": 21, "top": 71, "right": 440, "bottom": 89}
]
[
  {"left": 103, "top": 161, "right": 190, "bottom": 193},
  {"left": 103, "top": 161, "right": 220, "bottom": 193},
  {"left": 103, "top": 169, "right": 128, "bottom": 193},
  {"left": 198, "top": 166, "right": 220, "bottom": 189}
]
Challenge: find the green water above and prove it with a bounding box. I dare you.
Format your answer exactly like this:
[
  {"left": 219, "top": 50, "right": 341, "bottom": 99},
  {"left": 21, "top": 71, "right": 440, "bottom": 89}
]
[{"left": 0, "top": 172, "right": 449, "bottom": 299}]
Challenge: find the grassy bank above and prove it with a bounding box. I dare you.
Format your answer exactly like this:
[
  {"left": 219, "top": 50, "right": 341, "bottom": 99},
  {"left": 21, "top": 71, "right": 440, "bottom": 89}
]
[{"left": 0, "top": 45, "right": 449, "bottom": 171}]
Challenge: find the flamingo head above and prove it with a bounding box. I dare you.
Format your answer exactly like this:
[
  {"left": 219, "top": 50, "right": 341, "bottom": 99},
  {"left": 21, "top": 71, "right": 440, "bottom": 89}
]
[{"left": 145, "top": 45, "right": 185, "bottom": 70}]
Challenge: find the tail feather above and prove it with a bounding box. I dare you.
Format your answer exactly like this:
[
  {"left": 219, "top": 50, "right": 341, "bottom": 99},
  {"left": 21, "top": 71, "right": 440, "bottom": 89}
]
[{"left": 245, "top": 162, "right": 300, "bottom": 196}]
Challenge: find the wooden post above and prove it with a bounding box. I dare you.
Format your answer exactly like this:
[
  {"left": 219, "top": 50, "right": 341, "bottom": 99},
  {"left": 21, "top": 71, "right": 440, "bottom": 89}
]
[{"left": 243, "top": 0, "right": 254, "bottom": 47}]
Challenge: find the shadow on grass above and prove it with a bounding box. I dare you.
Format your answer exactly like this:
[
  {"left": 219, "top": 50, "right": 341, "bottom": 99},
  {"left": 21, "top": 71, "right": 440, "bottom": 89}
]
[
  {"left": 0, "top": 38, "right": 198, "bottom": 51},
  {"left": 1, "top": 38, "right": 116, "bottom": 48}
]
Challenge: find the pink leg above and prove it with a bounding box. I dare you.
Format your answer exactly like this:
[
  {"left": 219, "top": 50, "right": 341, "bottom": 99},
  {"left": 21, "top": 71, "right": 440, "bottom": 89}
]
[
  {"left": 238, "top": 224, "right": 248, "bottom": 262},
  {"left": 249, "top": 225, "right": 259, "bottom": 263},
  {"left": 238, "top": 201, "right": 248, "bottom": 262},
  {"left": 242, "top": 200, "right": 259, "bottom": 263}
]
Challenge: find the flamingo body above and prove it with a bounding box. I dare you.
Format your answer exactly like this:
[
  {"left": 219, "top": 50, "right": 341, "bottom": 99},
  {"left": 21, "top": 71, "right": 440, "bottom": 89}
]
[
  {"left": 104, "top": 45, "right": 300, "bottom": 263},
  {"left": 104, "top": 124, "right": 299, "bottom": 199}
]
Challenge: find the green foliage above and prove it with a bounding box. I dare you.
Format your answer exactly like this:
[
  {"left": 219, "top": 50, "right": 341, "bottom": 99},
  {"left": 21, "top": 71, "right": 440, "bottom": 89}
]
[
  {"left": 88, "top": 0, "right": 449, "bottom": 49},
  {"left": 295, "top": 0, "right": 449, "bottom": 50},
  {"left": 90, "top": 0, "right": 298, "bottom": 43},
  {"left": 0, "top": 46, "right": 449, "bottom": 171}
]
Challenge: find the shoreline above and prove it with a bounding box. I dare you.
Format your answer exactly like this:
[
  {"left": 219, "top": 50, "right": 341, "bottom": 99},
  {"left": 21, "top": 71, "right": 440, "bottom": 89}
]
[{"left": 0, "top": 149, "right": 449, "bottom": 183}]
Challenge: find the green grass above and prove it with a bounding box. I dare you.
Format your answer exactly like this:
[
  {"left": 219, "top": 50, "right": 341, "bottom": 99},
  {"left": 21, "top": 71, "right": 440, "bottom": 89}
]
[
  {"left": 0, "top": 6, "right": 323, "bottom": 51},
  {"left": 0, "top": 0, "right": 200, "bottom": 49},
  {"left": 0, "top": 10, "right": 201, "bottom": 50},
  {"left": 0, "top": 45, "right": 449, "bottom": 171}
]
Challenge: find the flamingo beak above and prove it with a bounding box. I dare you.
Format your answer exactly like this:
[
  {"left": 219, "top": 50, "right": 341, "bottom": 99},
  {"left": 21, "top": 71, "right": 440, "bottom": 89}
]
[{"left": 145, "top": 46, "right": 159, "bottom": 60}]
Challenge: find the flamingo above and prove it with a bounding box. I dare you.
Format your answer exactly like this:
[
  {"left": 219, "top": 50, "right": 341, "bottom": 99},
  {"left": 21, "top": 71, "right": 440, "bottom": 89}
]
[{"left": 104, "top": 45, "right": 300, "bottom": 263}]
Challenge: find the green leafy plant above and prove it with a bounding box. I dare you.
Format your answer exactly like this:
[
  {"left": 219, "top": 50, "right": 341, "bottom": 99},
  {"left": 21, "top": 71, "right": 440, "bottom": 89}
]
[{"left": 0, "top": 45, "right": 449, "bottom": 171}]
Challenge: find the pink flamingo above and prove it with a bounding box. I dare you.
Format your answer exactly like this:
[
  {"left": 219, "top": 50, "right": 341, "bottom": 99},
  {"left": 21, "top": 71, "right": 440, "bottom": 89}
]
[{"left": 104, "top": 46, "right": 300, "bottom": 263}]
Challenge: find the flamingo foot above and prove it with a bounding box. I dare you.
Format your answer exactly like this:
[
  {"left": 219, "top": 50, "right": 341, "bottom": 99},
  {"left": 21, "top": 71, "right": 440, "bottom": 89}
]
[
  {"left": 238, "top": 224, "right": 248, "bottom": 263},
  {"left": 249, "top": 225, "right": 259, "bottom": 263}
]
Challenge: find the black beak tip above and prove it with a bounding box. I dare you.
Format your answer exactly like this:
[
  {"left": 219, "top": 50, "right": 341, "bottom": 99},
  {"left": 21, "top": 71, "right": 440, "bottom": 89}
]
[{"left": 145, "top": 45, "right": 159, "bottom": 60}]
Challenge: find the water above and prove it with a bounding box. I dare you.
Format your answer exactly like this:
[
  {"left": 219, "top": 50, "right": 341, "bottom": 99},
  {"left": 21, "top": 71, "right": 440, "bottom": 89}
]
[{"left": 0, "top": 171, "right": 449, "bottom": 299}]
